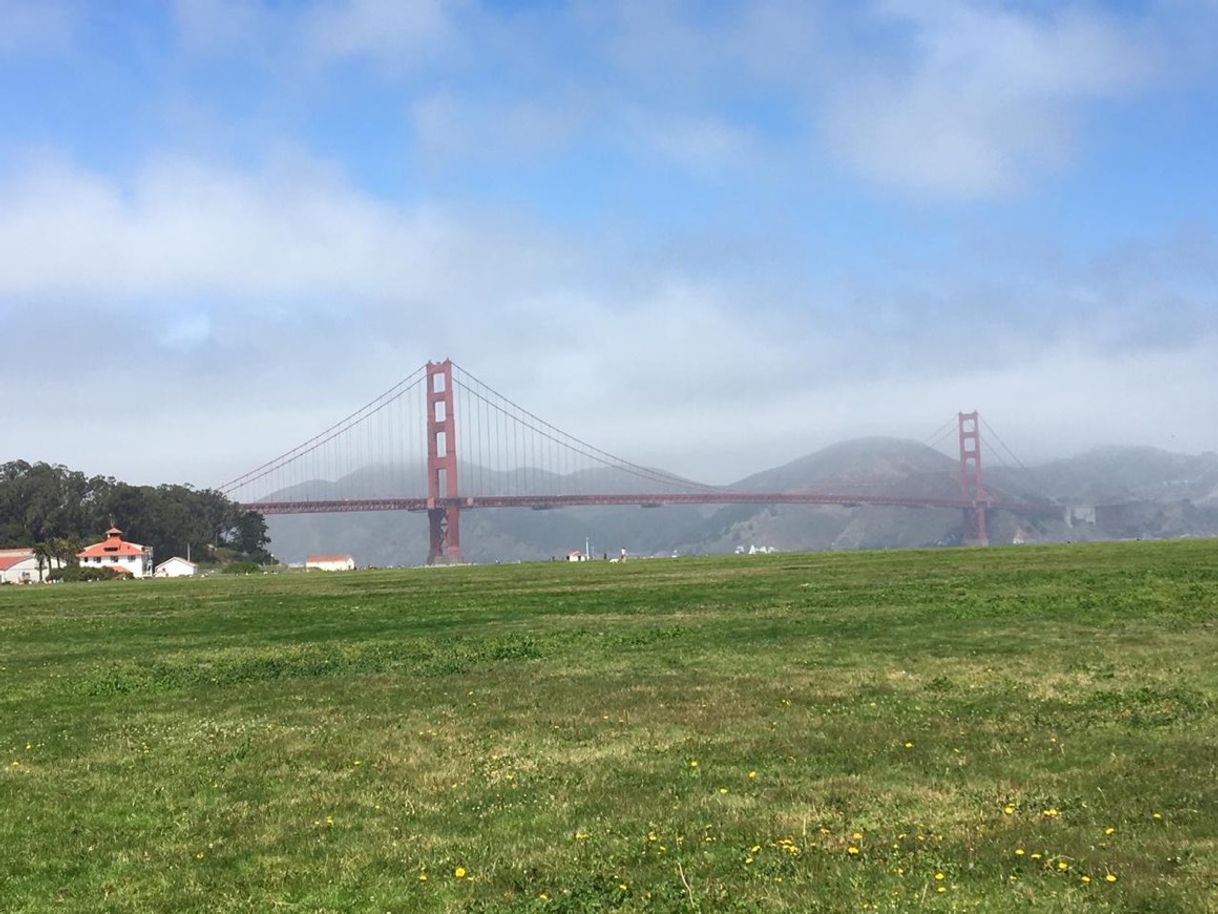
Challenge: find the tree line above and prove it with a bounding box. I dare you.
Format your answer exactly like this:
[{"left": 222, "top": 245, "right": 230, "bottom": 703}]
[{"left": 1, "top": 460, "right": 271, "bottom": 571}]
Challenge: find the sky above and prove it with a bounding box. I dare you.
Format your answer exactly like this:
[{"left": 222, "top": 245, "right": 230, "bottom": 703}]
[{"left": 1, "top": 0, "right": 1216, "bottom": 487}]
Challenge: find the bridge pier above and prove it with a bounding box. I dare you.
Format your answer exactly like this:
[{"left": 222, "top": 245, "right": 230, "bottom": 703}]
[
  {"left": 427, "top": 506, "right": 462, "bottom": 565},
  {"left": 962, "top": 505, "right": 989, "bottom": 547}
]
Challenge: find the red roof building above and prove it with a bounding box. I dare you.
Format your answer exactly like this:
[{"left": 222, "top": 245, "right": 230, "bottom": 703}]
[
  {"left": 78, "top": 528, "right": 152, "bottom": 578},
  {"left": 0, "top": 549, "right": 33, "bottom": 573}
]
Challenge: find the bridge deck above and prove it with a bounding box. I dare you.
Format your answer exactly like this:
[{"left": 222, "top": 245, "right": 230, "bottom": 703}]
[{"left": 244, "top": 493, "right": 1059, "bottom": 516}]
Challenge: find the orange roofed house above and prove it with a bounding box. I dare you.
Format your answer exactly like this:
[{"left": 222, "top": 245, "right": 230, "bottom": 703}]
[{"left": 78, "top": 528, "right": 153, "bottom": 578}]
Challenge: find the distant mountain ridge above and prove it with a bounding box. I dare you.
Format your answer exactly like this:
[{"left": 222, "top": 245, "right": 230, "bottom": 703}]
[{"left": 262, "top": 439, "right": 1218, "bottom": 565}]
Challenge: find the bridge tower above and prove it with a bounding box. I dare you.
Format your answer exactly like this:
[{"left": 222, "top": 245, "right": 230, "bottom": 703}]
[
  {"left": 426, "top": 359, "right": 462, "bottom": 564},
  {"left": 958, "top": 411, "right": 988, "bottom": 546}
]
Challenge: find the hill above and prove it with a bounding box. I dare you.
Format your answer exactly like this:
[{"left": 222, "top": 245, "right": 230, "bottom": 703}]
[{"left": 262, "top": 440, "right": 1218, "bottom": 565}]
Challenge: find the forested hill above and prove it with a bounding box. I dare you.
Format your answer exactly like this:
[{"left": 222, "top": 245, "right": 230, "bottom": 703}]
[{"left": 0, "top": 460, "right": 270, "bottom": 565}]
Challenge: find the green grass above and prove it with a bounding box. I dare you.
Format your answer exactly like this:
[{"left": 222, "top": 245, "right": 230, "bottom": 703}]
[{"left": 2, "top": 540, "right": 1217, "bottom": 913}]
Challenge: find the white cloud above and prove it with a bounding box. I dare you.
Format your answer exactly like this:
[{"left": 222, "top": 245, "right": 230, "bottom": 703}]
[
  {"left": 0, "top": 148, "right": 1215, "bottom": 487},
  {"left": 0, "top": 152, "right": 566, "bottom": 306},
  {"left": 822, "top": 1, "right": 1153, "bottom": 197},
  {"left": 304, "top": 0, "right": 462, "bottom": 68}
]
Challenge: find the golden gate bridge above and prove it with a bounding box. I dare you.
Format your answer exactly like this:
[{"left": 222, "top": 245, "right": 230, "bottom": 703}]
[{"left": 219, "top": 359, "right": 1059, "bottom": 564}]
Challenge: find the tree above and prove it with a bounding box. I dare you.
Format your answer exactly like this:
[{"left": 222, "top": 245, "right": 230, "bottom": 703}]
[
  {"left": 1, "top": 462, "right": 272, "bottom": 565},
  {"left": 32, "top": 542, "right": 51, "bottom": 582}
]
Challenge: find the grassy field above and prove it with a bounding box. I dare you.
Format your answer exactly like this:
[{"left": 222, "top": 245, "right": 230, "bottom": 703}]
[{"left": 2, "top": 541, "right": 1216, "bottom": 913}]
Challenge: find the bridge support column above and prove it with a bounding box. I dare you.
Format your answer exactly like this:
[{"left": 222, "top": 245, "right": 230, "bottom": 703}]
[
  {"left": 426, "top": 359, "right": 462, "bottom": 564},
  {"left": 427, "top": 507, "right": 461, "bottom": 565},
  {"left": 958, "top": 411, "right": 989, "bottom": 546}
]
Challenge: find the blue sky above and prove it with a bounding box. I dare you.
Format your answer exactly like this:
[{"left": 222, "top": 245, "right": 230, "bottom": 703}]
[{"left": 1, "top": 0, "right": 1216, "bottom": 485}]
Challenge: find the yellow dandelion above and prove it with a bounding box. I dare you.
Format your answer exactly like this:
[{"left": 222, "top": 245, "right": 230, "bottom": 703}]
[
  {"left": 1042, "top": 808, "right": 1058, "bottom": 818},
  {"left": 689, "top": 760, "right": 699, "bottom": 769},
  {"left": 454, "top": 866, "right": 467, "bottom": 878},
  {"left": 1081, "top": 875, "right": 1091, "bottom": 884},
  {"left": 418, "top": 873, "right": 428, "bottom": 882},
  {"left": 1152, "top": 812, "right": 1162, "bottom": 820},
  {"left": 936, "top": 886, "right": 946, "bottom": 894},
  {"left": 648, "top": 832, "right": 658, "bottom": 842},
  {"left": 748, "top": 770, "right": 757, "bottom": 779},
  {"left": 744, "top": 857, "right": 753, "bottom": 865},
  {"left": 852, "top": 832, "right": 863, "bottom": 840},
  {"left": 539, "top": 892, "right": 549, "bottom": 901},
  {"left": 1057, "top": 861, "right": 1069, "bottom": 871},
  {"left": 934, "top": 872, "right": 945, "bottom": 881},
  {"left": 719, "top": 787, "right": 729, "bottom": 795},
  {"left": 1003, "top": 805, "right": 1015, "bottom": 816},
  {"left": 618, "top": 884, "right": 628, "bottom": 892},
  {"left": 1030, "top": 852, "right": 1042, "bottom": 860},
  {"left": 903, "top": 741, "right": 913, "bottom": 749},
  {"left": 1015, "top": 848, "right": 1025, "bottom": 856},
  {"left": 750, "top": 845, "right": 761, "bottom": 853},
  {"left": 847, "top": 846, "right": 860, "bottom": 856},
  {"left": 1105, "top": 873, "right": 1117, "bottom": 883}
]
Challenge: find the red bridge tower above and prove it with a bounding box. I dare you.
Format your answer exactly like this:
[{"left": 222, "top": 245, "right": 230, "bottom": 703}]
[
  {"left": 957, "top": 411, "right": 988, "bottom": 546},
  {"left": 426, "top": 359, "right": 462, "bottom": 564}
]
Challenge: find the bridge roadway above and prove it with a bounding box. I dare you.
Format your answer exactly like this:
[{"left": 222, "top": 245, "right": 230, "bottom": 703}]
[{"left": 244, "top": 492, "right": 1060, "bottom": 516}]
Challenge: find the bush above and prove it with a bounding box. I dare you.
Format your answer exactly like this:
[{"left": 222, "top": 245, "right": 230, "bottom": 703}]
[{"left": 48, "top": 565, "right": 116, "bottom": 583}]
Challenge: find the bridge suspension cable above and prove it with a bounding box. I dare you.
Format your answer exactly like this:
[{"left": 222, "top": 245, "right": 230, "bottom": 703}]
[
  {"left": 923, "top": 416, "right": 960, "bottom": 452},
  {"left": 981, "top": 417, "right": 1052, "bottom": 500},
  {"left": 450, "top": 362, "right": 727, "bottom": 496},
  {"left": 218, "top": 366, "right": 428, "bottom": 499}
]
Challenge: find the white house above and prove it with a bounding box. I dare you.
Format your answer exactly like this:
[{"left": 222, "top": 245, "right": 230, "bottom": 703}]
[
  {"left": 305, "top": 554, "right": 355, "bottom": 571},
  {"left": 77, "top": 528, "right": 153, "bottom": 578},
  {"left": 565, "top": 550, "right": 588, "bottom": 562},
  {"left": 154, "top": 556, "right": 197, "bottom": 578},
  {"left": 0, "top": 548, "right": 62, "bottom": 584}
]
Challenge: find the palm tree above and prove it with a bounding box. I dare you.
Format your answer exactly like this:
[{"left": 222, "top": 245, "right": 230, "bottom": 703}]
[{"left": 32, "top": 542, "right": 51, "bottom": 583}]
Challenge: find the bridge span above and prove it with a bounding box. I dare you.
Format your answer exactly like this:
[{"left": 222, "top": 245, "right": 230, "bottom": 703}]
[{"left": 226, "top": 359, "right": 1055, "bottom": 563}]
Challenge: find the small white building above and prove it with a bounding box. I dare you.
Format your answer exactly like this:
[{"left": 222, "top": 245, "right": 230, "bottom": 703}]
[
  {"left": 154, "top": 556, "right": 197, "bottom": 578},
  {"left": 0, "top": 548, "right": 62, "bottom": 584},
  {"left": 565, "top": 550, "right": 588, "bottom": 562},
  {"left": 78, "top": 528, "right": 153, "bottom": 578},
  {"left": 305, "top": 554, "right": 355, "bottom": 572}
]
